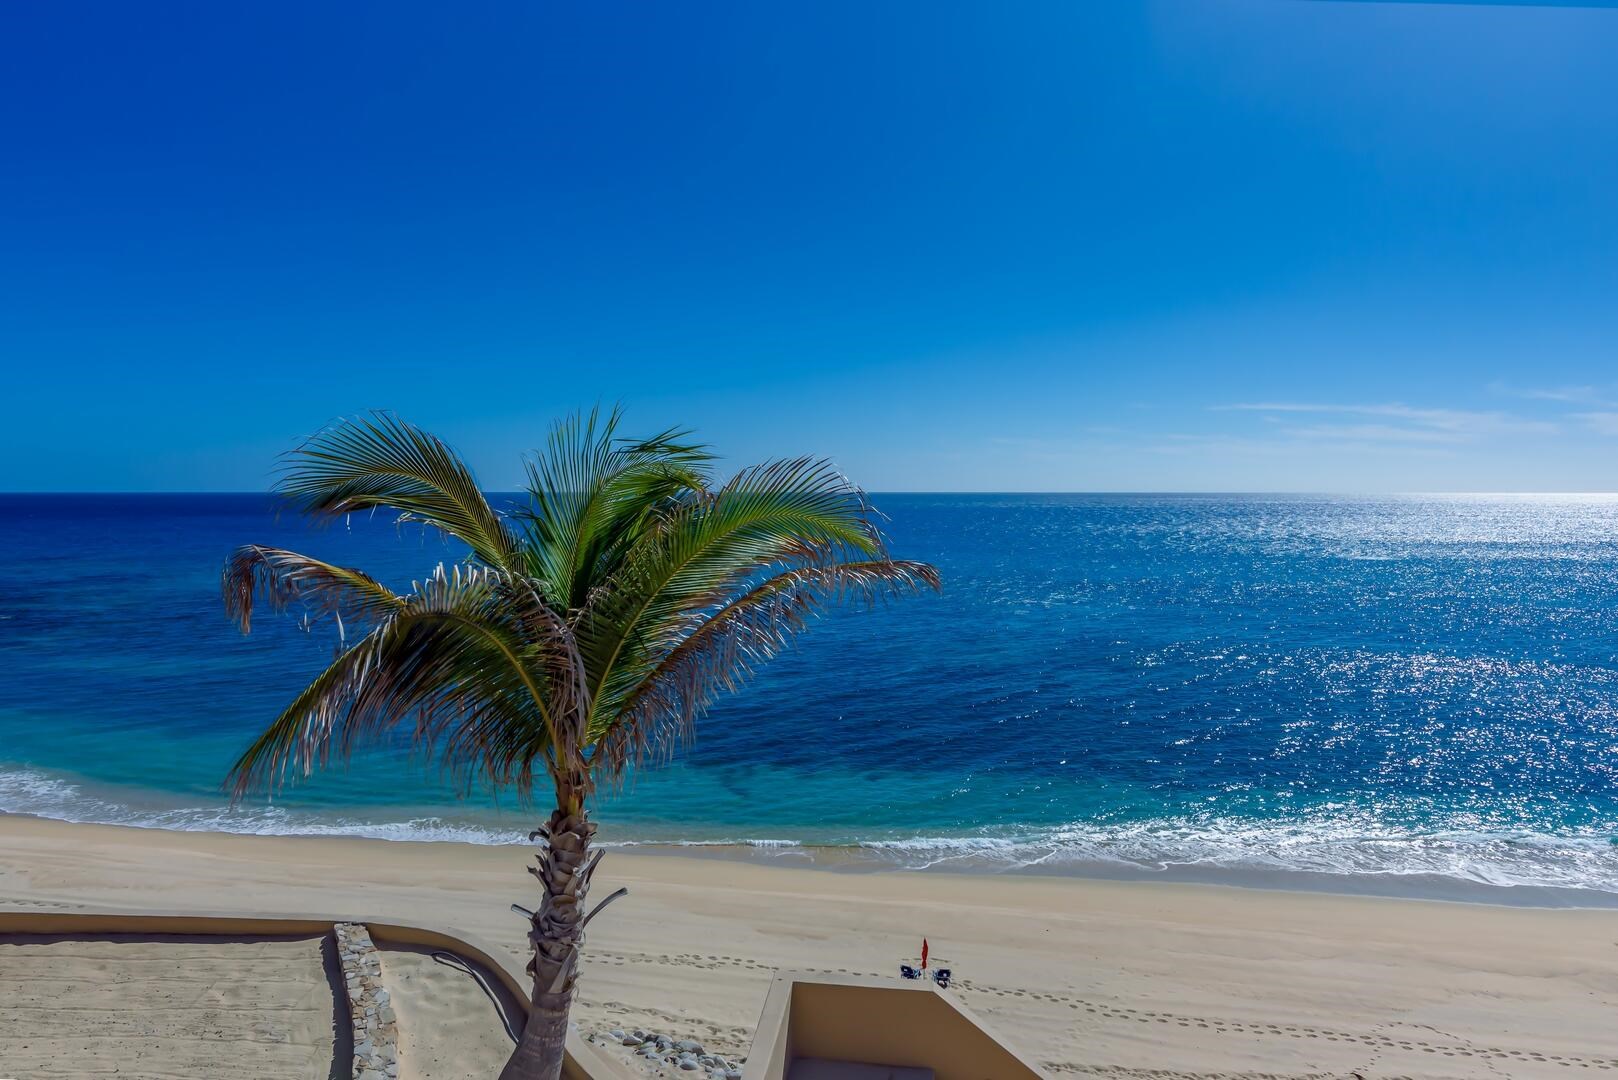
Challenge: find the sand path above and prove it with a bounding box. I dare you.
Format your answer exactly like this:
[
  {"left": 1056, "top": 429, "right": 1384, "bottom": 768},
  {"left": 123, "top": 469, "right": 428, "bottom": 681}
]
[
  {"left": 0, "top": 932, "right": 341, "bottom": 1080},
  {"left": 381, "top": 942, "right": 522, "bottom": 1080}
]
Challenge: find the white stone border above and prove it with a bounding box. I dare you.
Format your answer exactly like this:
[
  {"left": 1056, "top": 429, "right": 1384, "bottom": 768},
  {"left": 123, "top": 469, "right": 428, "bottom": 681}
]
[{"left": 335, "top": 922, "right": 398, "bottom": 1080}]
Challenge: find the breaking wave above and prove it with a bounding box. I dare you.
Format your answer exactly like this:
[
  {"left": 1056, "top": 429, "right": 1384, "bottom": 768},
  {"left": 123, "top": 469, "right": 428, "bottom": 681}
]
[
  {"left": 0, "top": 767, "right": 526, "bottom": 845},
  {"left": 6, "top": 766, "right": 1616, "bottom": 900}
]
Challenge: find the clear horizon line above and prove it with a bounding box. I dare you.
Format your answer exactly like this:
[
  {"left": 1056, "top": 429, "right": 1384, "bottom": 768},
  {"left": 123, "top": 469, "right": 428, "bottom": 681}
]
[{"left": 7, "top": 489, "right": 1618, "bottom": 498}]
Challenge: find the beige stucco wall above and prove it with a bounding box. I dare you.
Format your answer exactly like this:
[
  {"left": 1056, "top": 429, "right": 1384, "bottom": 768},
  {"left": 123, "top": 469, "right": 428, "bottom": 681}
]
[{"left": 743, "top": 973, "right": 1049, "bottom": 1080}]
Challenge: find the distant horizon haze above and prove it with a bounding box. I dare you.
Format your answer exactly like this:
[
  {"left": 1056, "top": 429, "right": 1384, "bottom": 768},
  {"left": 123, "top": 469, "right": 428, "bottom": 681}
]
[{"left": 9, "top": 489, "right": 1618, "bottom": 498}]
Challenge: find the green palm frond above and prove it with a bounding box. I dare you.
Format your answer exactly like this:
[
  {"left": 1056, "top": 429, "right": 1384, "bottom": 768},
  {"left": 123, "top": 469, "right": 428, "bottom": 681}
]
[
  {"left": 575, "top": 456, "right": 890, "bottom": 722},
  {"left": 592, "top": 557, "right": 940, "bottom": 774},
  {"left": 513, "top": 407, "right": 713, "bottom": 608},
  {"left": 226, "top": 562, "right": 578, "bottom": 799},
  {"left": 226, "top": 623, "right": 393, "bottom": 796},
  {"left": 227, "top": 411, "right": 937, "bottom": 801},
  {"left": 226, "top": 412, "right": 938, "bottom": 1077},
  {"left": 279, "top": 412, "right": 520, "bottom": 570}
]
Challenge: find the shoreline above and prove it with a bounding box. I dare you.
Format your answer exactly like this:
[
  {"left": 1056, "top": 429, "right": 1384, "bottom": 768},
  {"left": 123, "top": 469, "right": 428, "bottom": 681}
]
[
  {"left": 638, "top": 839, "right": 1618, "bottom": 909},
  {"left": 4, "top": 805, "right": 1618, "bottom": 911},
  {"left": 4, "top": 815, "right": 1618, "bottom": 1077}
]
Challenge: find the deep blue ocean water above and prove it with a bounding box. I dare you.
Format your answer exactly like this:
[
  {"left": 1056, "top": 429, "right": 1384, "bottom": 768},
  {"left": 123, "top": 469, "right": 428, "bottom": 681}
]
[{"left": 3, "top": 493, "right": 1617, "bottom": 898}]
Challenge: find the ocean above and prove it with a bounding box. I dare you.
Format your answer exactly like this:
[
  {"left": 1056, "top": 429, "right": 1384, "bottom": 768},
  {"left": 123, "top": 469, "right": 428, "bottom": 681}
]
[{"left": 2, "top": 493, "right": 1617, "bottom": 902}]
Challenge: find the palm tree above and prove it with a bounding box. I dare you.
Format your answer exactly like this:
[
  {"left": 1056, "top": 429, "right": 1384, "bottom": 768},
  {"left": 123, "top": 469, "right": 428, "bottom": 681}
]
[{"left": 221, "top": 410, "right": 940, "bottom": 1080}]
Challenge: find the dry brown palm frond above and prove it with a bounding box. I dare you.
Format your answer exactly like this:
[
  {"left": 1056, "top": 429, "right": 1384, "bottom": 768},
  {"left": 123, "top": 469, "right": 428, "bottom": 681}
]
[{"left": 222, "top": 544, "right": 405, "bottom": 634}]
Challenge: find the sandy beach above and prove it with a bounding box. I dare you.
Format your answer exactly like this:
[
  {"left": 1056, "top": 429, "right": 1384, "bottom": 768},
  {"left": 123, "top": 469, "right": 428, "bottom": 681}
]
[
  {"left": 0, "top": 930, "right": 342, "bottom": 1078},
  {"left": 2, "top": 816, "right": 1616, "bottom": 1079}
]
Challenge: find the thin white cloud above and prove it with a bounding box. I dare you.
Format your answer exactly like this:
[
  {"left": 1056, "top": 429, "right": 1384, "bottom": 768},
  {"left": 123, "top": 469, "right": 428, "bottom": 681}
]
[
  {"left": 1524, "top": 387, "right": 1603, "bottom": 404},
  {"left": 1150, "top": 431, "right": 1454, "bottom": 459},
  {"left": 1489, "top": 381, "right": 1617, "bottom": 407},
  {"left": 1215, "top": 402, "right": 1557, "bottom": 439},
  {"left": 1574, "top": 412, "right": 1618, "bottom": 436},
  {"left": 1278, "top": 423, "right": 1464, "bottom": 444}
]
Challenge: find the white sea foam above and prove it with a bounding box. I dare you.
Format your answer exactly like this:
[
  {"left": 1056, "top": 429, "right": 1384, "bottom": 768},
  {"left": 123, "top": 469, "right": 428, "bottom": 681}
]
[
  {"left": 0, "top": 768, "right": 527, "bottom": 845},
  {"left": 3, "top": 766, "right": 1616, "bottom": 897},
  {"left": 842, "top": 819, "right": 1618, "bottom": 896}
]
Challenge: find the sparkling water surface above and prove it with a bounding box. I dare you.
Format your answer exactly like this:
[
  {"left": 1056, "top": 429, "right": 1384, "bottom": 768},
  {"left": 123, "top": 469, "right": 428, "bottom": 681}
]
[{"left": 2, "top": 493, "right": 1616, "bottom": 898}]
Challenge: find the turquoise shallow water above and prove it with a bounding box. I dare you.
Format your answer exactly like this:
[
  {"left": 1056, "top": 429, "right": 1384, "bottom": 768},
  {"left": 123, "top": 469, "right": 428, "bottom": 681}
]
[{"left": 2, "top": 493, "right": 1617, "bottom": 898}]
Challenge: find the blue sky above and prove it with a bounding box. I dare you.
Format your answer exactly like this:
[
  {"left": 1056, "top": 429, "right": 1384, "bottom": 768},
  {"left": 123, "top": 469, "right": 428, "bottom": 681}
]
[{"left": 4, "top": 1, "right": 1617, "bottom": 492}]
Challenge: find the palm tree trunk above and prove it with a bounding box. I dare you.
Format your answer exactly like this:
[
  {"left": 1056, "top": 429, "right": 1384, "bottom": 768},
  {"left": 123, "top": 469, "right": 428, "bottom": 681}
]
[{"left": 499, "top": 801, "right": 596, "bottom": 1080}]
